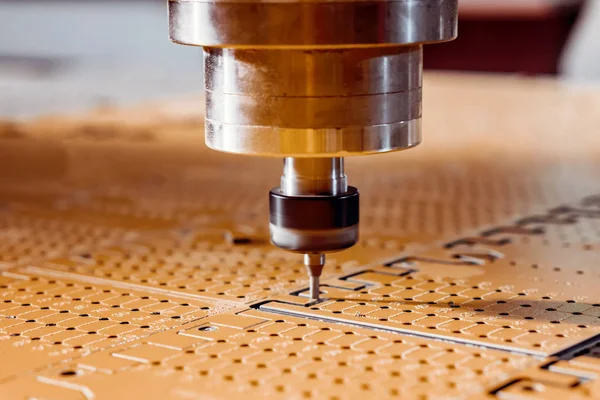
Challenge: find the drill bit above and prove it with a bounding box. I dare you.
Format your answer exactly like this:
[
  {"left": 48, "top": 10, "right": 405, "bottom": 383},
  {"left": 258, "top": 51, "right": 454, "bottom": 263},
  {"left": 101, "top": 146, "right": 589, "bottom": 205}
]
[{"left": 304, "top": 253, "right": 325, "bottom": 301}]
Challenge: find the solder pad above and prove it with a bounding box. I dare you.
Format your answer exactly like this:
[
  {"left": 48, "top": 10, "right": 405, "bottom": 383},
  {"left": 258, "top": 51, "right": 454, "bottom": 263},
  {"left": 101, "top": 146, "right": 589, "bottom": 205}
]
[{"left": 0, "top": 73, "right": 600, "bottom": 399}]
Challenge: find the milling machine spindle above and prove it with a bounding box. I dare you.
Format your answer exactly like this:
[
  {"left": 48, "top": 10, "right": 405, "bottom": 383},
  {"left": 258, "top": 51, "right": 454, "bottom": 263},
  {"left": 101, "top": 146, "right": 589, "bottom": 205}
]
[{"left": 168, "top": 0, "right": 459, "bottom": 300}]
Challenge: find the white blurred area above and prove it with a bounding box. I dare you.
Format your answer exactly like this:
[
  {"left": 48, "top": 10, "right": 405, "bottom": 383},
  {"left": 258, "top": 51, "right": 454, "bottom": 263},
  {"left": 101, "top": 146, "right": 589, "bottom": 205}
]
[
  {"left": 561, "top": 0, "right": 600, "bottom": 81},
  {"left": 0, "top": 1, "right": 203, "bottom": 118}
]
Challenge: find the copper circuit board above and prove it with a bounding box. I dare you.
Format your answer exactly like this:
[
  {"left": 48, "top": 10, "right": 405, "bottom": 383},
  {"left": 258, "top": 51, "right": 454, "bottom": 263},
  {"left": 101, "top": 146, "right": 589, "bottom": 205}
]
[{"left": 0, "top": 73, "right": 600, "bottom": 399}]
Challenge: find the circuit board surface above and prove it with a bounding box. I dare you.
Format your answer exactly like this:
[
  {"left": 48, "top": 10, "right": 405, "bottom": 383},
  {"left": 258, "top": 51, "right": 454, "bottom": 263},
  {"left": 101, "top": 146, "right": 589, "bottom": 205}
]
[{"left": 1, "top": 73, "right": 600, "bottom": 399}]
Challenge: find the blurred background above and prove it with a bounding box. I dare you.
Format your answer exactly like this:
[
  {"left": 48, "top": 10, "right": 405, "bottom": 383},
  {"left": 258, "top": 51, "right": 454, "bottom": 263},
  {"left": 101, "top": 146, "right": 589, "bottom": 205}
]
[{"left": 1, "top": 0, "right": 599, "bottom": 118}]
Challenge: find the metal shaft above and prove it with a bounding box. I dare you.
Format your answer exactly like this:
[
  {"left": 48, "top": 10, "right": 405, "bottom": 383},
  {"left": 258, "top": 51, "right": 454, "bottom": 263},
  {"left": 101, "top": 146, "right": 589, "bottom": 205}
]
[
  {"left": 304, "top": 253, "right": 325, "bottom": 301},
  {"left": 281, "top": 158, "right": 347, "bottom": 196},
  {"left": 281, "top": 157, "right": 346, "bottom": 300}
]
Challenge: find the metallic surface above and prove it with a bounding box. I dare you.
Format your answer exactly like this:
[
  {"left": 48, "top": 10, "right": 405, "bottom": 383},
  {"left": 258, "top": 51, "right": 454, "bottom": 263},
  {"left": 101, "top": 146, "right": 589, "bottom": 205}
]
[
  {"left": 3, "top": 73, "right": 600, "bottom": 398},
  {"left": 281, "top": 158, "right": 347, "bottom": 196},
  {"left": 168, "top": 0, "right": 458, "bottom": 47},
  {"left": 269, "top": 223, "right": 359, "bottom": 252},
  {"left": 204, "top": 47, "right": 422, "bottom": 96},
  {"left": 304, "top": 253, "right": 325, "bottom": 300},
  {"left": 204, "top": 47, "right": 423, "bottom": 157},
  {"left": 206, "top": 118, "right": 422, "bottom": 157},
  {"left": 269, "top": 187, "right": 359, "bottom": 230}
]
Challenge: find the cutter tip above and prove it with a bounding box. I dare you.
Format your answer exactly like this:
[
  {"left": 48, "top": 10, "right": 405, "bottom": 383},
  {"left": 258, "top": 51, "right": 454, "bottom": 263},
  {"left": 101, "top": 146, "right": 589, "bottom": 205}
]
[{"left": 304, "top": 253, "right": 325, "bottom": 301}]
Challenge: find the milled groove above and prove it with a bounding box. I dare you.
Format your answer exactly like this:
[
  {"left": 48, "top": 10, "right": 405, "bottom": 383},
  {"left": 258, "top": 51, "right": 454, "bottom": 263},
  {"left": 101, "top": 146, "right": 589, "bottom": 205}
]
[
  {"left": 257, "top": 301, "right": 546, "bottom": 357},
  {"left": 487, "top": 359, "right": 584, "bottom": 396},
  {"left": 287, "top": 267, "right": 412, "bottom": 299},
  {"left": 287, "top": 286, "right": 345, "bottom": 301},
  {"left": 487, "top": 379, "right": 526, "bottom": 395},
  {"left": 385, "top": 194, "right": 600, "bottom": 268},
  {"left": 320, "top": 282, "right": 367, "bottom": 290},
  {"left": 471, "top": 195, "right": 600, "bottom": 248},
  {"left": 21, "top": 266, "right": 235, "bottom": 304},
  {"left": 552, "top": 333, "right": 600, "bottom": 360},
  {"left": 444, "top": 237, "right": 512, "bottom": 249},
  {"left": 285, "top": 266, "right": 413, "bottom": 298},
  {"left": 249, "top": 299, "right": 321, "bottom": 310},
  {"left": 339, "top": 268, "right": 414, "bottom": 281}
]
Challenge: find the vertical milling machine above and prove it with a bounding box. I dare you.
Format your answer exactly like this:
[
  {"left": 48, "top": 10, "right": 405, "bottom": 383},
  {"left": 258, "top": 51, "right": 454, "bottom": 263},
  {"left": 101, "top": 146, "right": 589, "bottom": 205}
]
[{"left": 168, "top": 0, "right": 458, "bottom": 300}]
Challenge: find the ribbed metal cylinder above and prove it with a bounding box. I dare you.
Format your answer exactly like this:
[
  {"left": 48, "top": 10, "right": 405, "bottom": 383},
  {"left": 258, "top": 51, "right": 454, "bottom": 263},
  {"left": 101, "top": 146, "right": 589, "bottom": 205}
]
[
  {"left": 204, "top": 46, "right": 423, "bottom": 156},
  {"left": 169, "top": 0, "right": 458, "bottom": 47}
]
